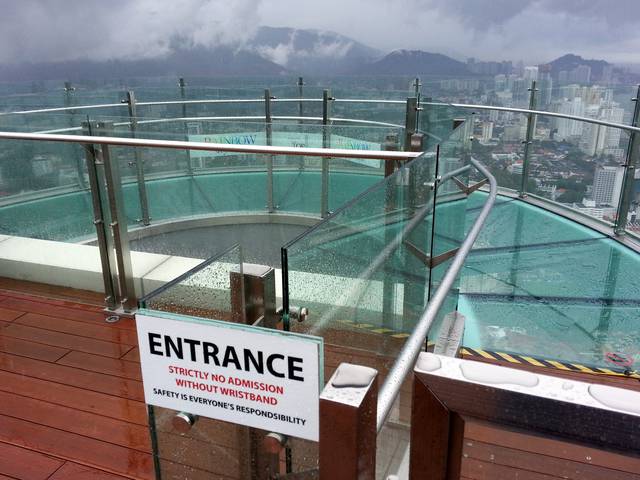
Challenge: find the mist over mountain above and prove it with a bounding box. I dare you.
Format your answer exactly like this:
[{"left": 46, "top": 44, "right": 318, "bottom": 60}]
[
  {"left": 0, "top": 25, "right": 624, "bottom": 82},
  {"left": 354, "top": 50, "right": 470, "bottom": 75},
  {"left": 548, "top": 53, "right": 611, "bottom": 79},
  {"left": 0, "top": 45, "right": 285, "bottom": 82},
  {"left": 247, "top": 27, "right": 381, "bottom": 74}
]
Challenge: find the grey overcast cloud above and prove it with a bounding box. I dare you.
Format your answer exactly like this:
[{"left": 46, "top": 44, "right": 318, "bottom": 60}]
[{"left": 0, "top": 0, "right": 638, "bottom": 65}]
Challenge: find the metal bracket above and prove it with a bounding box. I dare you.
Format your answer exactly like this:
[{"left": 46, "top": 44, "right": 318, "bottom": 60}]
[
  {"left": 451, "top": 176, "right": 488, "bottom": 195},
  {"left": 404, "top": 241, "right": 460, "bottom": 269}
]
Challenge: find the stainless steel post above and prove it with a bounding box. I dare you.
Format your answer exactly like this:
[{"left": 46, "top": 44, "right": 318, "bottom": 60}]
[
  {"left": 179, "top": 78, "right": 193, "bottom": 175},
  {"left": 124, "top": 90, "right": 151, "bottom": 225},
  {"left": 95, "top": 121, "right": 137, "bottom": 313},
  {"left": 64, "top": 82, "right": 86, "bottom": 189},
  {"left": 297, "top": 77, "right": 304, "bottom": 123},
  {"left": 519, "top": 81, "right": 538, "bottom": 197},
  {"left": 82, "top": 121, "right": 118, "bottom": 311},
  {"left": 404, "top": 97, "right": 418, "bottom": 151},
  {"left": 265, "top": 89, "right": 275, "bottom": 213},
  {"left": 413, "top": 77, "right": 422, "bottom": 126},
  {"left": 321, "top": 89, "right": 332, "bottom": 218},
  {"left": 230, "top": 264, "right": 277, "bottom": 328},
  {"left": 615, "top": 85, "right": 640, "bottom": 235}
]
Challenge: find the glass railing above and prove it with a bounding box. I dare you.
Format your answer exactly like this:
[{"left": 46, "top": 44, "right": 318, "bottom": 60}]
[{"left": 280, "top": 115, "right": 471, "bottom": 360}]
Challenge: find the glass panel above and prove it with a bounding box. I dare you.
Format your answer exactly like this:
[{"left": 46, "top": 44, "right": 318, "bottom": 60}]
[
  {"left": 0, "top": 138, "right": 93, "bottom": 242},
  {"left": 139, "top": 243, "right": 243, "bottom": 320},
  {"left": 526, "top": 118, "right": 629, "bottom": 228},
  {"left": 426, "top": 125, "right": 472, "bottom": 341},
  {"left": 282, "top": 149, "right": 439, "bottom": 360}
]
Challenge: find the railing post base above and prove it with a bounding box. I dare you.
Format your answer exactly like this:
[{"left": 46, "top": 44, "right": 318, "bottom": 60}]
[{"left": 320, "top": 363, "right": 378, "bottom": 480}]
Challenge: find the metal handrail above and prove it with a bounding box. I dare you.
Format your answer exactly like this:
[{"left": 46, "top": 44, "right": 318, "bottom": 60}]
[
  {"left": 423, "top": 101, "right": 640, "bottom": 134},
  {"left": 0, "top": 130, "right": 420, "bottom": 161},
  {"left": 5, "top": 96, "right": 639, "bottom": 134},
  {"left": 376, "top": 157, "right": 497, "bottom": 431}
]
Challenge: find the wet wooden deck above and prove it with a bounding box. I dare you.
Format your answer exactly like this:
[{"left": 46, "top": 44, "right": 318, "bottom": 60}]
[
  {"left": 1, "top": 280, "right": 638, "bottom": 480},
  {"left": 0, "top": 287, "right": 152, "bottom": 480}
]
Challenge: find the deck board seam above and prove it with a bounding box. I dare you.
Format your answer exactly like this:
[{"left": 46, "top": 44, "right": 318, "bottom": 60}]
[
  {"left": 0, "top": 410, "right": 152, "bottom": 456},
  {"left": 0, "top": 326, "right": 133, "bottom": 359},
  {"left": 12, "top": 314, "right": 139, "bottom": 346}
]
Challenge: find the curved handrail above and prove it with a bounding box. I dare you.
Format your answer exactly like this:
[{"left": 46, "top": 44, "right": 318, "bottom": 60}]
[
  {"left": 4, "top": 95, "right": 637, "bottom": 134},
  {"left": 376, "top": 157, "right": 497, "bottom": 431},
  {"left": 0, "top": 130, "right": 420, "bottom": 161},
  {"left": 423, "top": 101, "right": 640, "bottom": 134}
]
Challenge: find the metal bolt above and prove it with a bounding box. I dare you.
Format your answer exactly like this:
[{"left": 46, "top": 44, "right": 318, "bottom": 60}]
[
  {"left": 172, "top": 412, "right": 198, "bottom": 434},
  {"left": 105, "top": 315, "right": 120, "bottom": 323}
]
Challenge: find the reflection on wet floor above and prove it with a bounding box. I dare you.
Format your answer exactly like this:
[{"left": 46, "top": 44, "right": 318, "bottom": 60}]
[{"left": 459, "top": 193, "right": 640, "bottom": 372}]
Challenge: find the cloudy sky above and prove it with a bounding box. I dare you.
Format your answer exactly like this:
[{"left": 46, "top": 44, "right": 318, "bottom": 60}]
[{"left": 1, "top": 0, "right": 638, "bottom": 65}]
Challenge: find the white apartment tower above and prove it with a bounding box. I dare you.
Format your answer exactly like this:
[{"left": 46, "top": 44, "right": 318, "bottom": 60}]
[{"left": 592, "top": 165, "right": 625, "bottom": 206}]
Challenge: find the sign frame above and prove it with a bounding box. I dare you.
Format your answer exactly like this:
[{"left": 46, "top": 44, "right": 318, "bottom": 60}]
[{"left": 136, "top": 308, "right": 324, "bottom": 441}]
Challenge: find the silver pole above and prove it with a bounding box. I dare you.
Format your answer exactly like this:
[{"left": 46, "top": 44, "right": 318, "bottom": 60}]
[
  {"left": 321, "top": 89, "right": 332, "bottom": 218},
  {"left": 96, "top": 121, "right": 137, "bottom": 313},
  {"left": 63, "top": 82, "right": 85, "bottom": 190},
  {"left": 615, "top": 85, "right": 640, "bottom": 235},
  {"left": 124, "top": 91, "right": 151, "bottom": 225},
  {"left": 413, "top": 77, "right": 422, "bottom": 127},
  {"left": 265, "top": 89, "right": 275, "bottom": 213},
  {"left": 376, "top": 158, "right": 497, "bottom": 431},
  {"left": 0, "top": 130, "right": 420, "bottom": 160},
  {"left": 404, "top": 97, "right": 418, "bottom": 150},
  {"left": 179, "top": 78, "right": 193, "bottom": 176},
  {"left": 519, "top": 80, "right": 538, "bottom": 197},
  {"left": 297, "top": 77, "right": 304, "bottom": 124},
  {"left": 82, "top": 121, "right": 118, "bottom": 311}
]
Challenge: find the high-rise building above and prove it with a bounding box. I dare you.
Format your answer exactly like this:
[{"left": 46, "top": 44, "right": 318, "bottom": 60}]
[
  {"left": 601, "top": 105, "right": 625, "bottom": 149},
  {"left": 537, "top": 65, "right": 553, "bottom": 109},
  {"left": 479, "top": 122, "right": 494, "bottom": 144},
  {"left": 592, "top": 165, "right": 625, "bottom": 206},
  {"left": 523, "top": 66, "right": 539, "bottom": 84},
  {"left": 554, "top": 97, "right": 584, "bottom": 140},
  {"left": 579, "top": 106, "right": 603, "bottom": 156}
]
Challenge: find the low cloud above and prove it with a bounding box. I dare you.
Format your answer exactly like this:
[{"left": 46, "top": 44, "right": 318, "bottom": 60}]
[
  {"left": 0, "top": 0, "right": 262, "bottom": 64},
  {"left": 0, "top": 0, "right": 637, "bottom": 66}
]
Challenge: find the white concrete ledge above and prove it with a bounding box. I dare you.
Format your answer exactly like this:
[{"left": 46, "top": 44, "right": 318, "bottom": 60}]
[{"left": 0, "top": 235, "right": 402, "bottom": 319}]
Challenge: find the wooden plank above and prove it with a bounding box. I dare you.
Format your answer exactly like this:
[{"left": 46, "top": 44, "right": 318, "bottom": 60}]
[
  {"left": 463, "top": 439, "right": 640, "bottom": 480},
  {"left": 0, "top": 297, "right": 136, "bottom": 332},
  {"left": 156, "top": 432, "right": 242, "bottom": 478},
  {"left": 465, "top": 420, "right": 640, "bottom": 475},
  {"left": 47, "top": 462, "right": 132, "bottom": 480},
  {"left": 56, "top": 351, "right": 142, "bottom": 381},
  {"left": 0, "top": 391, "right": 150, "bottom": 453},
  {"left": 0, "top": 307, "right": 24, "bottom": 322},
  {"left": 0, "top": 279, "right": 105, "bottom": 306},
  {"left": 0, "top": 442, "right": 64, "bottom": 480},
  {"left": 0, "top": 415, "right": 153, "bottom": 479},
  {"left": 461, "top": 457, "right": 559, "bottom": 480},
  {"left": 409, "top": 375, "right": 450, "bottom": 479},
  {"left": 1, "top": 323, "right": 132, "bottom": 358},
  {"left": 159, "top": 459, "right": 237, "bottom": 480},
  {"left": 0, "top": 353, "right": 144, "bottom": 402},
  {"left": 121, "top": 347, "right": 140, "bottom": 363},
  {"left": 0, "top": 370, "right": 147, "bottom": 426},
  {"left": 0, "top": 335, "right": 69, "bottom": 363},
  {"left": 14, "top": 313, "right": 138, "bottom": 346}
]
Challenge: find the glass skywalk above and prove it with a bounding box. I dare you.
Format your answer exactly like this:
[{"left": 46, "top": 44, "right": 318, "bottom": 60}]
[{"left": 460, "top": 192, "right": 640, "bottom": 373}]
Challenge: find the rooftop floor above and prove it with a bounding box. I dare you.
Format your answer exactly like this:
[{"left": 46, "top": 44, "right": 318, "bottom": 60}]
[{"left": 0, "top": 287, "right": 152, "bottom": 480}]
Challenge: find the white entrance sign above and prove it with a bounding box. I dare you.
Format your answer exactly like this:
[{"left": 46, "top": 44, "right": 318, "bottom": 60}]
[{"left": 136, "top": 311, "right": 323, "bottom": 441}]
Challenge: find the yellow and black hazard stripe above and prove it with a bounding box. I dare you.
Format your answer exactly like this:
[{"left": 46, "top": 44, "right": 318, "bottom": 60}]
[
  {"left": 461, "top": 347, "right": 640, "bottom": 380},
  {"left": 336, "top": 319, "right": 437, "bottom": 347}
]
